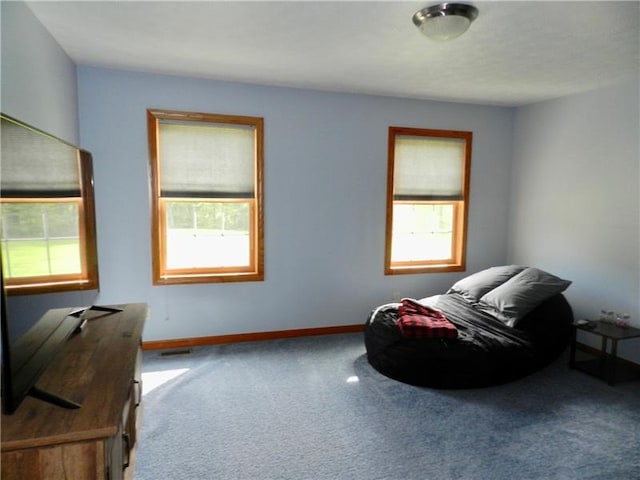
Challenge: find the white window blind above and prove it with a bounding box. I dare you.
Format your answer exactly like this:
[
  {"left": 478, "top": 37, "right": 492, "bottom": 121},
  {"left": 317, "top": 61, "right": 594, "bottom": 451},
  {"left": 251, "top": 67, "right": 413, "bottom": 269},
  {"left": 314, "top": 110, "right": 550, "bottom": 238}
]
[
  {"left": 393, "top": 135, "right": 465, "bottom": 200},
  {"left": 158, "top": 121, "right": 255, "bottom": 198}
]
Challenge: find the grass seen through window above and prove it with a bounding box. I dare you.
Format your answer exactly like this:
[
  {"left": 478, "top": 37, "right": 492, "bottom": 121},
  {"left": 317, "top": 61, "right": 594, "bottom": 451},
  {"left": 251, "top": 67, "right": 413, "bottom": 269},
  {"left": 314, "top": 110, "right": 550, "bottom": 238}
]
[
  {"left": 0, "top": 202, "right": 82, "bottom": 278},
  {"left": 1, "top": 239, "right": 81, "bottom": 277}
]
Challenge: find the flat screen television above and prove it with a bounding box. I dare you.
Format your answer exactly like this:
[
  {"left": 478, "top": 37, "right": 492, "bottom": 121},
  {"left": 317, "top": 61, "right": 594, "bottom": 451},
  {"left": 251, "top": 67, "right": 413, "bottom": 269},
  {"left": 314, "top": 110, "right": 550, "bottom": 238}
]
[
  {"left": 0, "top": 271, "right": 98, "bottom": 413},
  {"left": 0, "top": 114, "right": 103, "bottom": 414}
]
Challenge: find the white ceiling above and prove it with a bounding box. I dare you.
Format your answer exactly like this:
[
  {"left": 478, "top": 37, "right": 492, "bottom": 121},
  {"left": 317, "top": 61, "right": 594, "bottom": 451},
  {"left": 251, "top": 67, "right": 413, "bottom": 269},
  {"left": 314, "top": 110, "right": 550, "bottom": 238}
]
[{"left": 26, "top": 0, "right": 640, "bottom": 106}]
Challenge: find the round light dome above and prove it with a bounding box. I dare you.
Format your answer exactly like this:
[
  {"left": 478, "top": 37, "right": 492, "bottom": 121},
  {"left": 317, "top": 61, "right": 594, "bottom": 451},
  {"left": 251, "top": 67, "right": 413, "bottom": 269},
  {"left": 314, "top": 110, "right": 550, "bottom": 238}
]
[{"left": 413, "top": 3, "right": 479, "bottom": 41}]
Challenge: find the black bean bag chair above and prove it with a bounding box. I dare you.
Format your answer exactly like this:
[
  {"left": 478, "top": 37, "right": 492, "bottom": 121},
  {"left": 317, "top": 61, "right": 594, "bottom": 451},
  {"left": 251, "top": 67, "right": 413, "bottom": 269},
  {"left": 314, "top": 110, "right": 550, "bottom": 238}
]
[{"left": 364, "top": 266, "right": 574, "bottom": 388}]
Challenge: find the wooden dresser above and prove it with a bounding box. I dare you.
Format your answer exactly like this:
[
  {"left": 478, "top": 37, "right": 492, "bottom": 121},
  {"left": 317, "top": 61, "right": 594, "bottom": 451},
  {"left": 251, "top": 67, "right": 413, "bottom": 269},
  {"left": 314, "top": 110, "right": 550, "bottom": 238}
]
[{"left": 1, "top": 303, "right": 147, "bottom": 480}]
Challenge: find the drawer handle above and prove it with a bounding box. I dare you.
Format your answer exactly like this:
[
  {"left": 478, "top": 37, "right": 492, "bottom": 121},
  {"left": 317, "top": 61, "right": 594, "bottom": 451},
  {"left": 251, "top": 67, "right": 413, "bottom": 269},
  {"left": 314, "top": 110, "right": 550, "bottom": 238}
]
[
  {"left": 133, "top": 379, "right": 142, "bottom": 407},
  {"left": 122, "top": 432, "right": 131, "bottom": 469}
]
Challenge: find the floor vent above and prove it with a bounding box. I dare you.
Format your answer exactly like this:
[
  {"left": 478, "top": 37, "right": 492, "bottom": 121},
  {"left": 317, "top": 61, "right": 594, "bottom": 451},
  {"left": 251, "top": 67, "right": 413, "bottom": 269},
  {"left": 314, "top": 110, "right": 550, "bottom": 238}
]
[{"left": 159, "top": 348, "right": 192, "bottom": 357}]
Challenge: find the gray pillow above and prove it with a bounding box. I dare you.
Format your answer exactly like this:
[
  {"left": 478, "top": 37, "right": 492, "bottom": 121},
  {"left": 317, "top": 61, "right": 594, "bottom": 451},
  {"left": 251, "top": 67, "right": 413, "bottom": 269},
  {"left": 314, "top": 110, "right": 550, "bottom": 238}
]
[
  {"left": 477, "top": 267, "right": 572, "bottom": 327},
  {"left": 447, "top": 265, "right": 527, "bottom": 303}
]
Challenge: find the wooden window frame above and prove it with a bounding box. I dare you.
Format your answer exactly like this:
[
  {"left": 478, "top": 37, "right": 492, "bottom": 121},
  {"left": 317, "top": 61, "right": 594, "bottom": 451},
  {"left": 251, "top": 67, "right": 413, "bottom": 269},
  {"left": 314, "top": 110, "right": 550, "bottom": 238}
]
[
  {"left": 147, "top": 109, "right": 264, "bottom": 285},
  {"left": 385, "top": 127, "right": 472, "bottom": 275}
]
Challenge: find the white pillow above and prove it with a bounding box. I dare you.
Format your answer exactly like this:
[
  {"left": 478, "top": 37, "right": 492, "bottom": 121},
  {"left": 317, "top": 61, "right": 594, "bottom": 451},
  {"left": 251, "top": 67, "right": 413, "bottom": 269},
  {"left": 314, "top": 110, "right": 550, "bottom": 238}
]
[
  {"left": 477, "top": 267, "right": 572, "bottom": 327},
  {"left": 447, "top": 265, "right": 527, "bottom": 303}
]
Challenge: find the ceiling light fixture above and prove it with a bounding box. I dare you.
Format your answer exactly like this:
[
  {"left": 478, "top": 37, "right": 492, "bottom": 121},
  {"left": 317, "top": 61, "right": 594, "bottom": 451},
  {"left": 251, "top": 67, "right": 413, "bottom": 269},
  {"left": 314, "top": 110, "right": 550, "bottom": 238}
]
[{"left": 413, "top": 3, "right": 479, "bottom": 41}]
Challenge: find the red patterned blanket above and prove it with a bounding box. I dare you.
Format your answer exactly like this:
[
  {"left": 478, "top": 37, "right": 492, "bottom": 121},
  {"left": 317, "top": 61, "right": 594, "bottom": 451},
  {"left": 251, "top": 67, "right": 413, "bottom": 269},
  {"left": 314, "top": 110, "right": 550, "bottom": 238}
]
[{"left": 397, "top": 298, "right": 458, "bottom": 339}]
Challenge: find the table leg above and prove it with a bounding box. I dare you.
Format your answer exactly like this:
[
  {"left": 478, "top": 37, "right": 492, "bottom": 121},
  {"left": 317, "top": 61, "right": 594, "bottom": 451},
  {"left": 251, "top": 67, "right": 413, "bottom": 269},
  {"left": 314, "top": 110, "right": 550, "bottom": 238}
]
[
  {"left": 598, "top": 336, "right": 608, "bottom": 379},
  {"left": 609, "top": 339, "right": 618, "bottom": 386},
  {"left": 569, "top": 325, "right": 577, "bottom": 368}
]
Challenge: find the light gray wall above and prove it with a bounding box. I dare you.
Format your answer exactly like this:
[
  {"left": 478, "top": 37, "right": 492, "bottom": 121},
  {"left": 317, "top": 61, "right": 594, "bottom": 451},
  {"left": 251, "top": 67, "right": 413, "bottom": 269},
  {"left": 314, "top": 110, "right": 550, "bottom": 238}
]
[
  {"left": 509, "top": 79, "right": 640, "bottom": 362},
  {"left": 77, "top": 67, "right": 514, "bottom": 341},
  {"left": 0, "top": 1, "right": 78, "bottom": 143}
]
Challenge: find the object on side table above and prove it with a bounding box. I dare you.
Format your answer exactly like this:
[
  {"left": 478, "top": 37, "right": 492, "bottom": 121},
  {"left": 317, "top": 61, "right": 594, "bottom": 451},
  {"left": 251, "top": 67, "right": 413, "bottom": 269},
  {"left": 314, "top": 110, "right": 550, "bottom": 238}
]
[{"left": 575, "top": 319, "right": 596, "bottom": 329}]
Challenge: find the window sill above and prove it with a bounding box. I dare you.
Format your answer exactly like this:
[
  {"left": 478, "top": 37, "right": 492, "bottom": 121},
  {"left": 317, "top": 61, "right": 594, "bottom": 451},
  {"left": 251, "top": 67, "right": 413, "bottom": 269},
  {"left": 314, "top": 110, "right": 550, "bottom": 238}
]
[
  {"left": 385, "top": 264, "right": 465, "bottom": 275},
  {"left": 153, "top": 271, "right": 264, "bottom": 285}
]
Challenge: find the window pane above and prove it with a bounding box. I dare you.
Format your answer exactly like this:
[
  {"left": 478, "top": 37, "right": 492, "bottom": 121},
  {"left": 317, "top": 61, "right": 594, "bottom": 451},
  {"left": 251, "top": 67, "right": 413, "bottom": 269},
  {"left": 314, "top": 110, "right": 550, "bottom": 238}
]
[
  {"left": 391, "top": 203, "right": 453, "bottom": 262},
  {"left": 0, "top": 202, "right": 82, "bottom": 278},
  {"left": 164, "top": 201, "right": 251, "bottom": 270}
]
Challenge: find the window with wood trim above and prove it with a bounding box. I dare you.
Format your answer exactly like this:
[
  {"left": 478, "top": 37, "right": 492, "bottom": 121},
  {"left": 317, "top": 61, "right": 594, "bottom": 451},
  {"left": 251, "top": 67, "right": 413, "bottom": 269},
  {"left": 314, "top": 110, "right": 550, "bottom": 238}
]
[
  {"left": 147, "top": 109, "right": 264, "bottom": 285},
  {"left": 0, "top": 115, "right": 99, "bottom": 294},
  {"left": 385, "top": 127, "right": 472, "bottom": 274}
]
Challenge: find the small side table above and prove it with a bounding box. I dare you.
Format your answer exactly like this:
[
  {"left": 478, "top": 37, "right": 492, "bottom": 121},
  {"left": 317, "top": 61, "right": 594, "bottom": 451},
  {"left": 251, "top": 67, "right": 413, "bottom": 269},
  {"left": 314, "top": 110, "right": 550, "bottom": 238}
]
[{"left": 569, "top": 321, "right": 640, "bottom": 385}]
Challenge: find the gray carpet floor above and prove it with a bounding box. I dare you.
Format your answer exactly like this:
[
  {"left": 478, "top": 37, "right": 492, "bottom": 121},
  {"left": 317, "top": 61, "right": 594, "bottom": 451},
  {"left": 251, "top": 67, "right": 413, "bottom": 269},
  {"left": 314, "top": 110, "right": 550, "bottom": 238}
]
[{"left": 134, "top": 333, "right": 640, "bottom": 480}]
